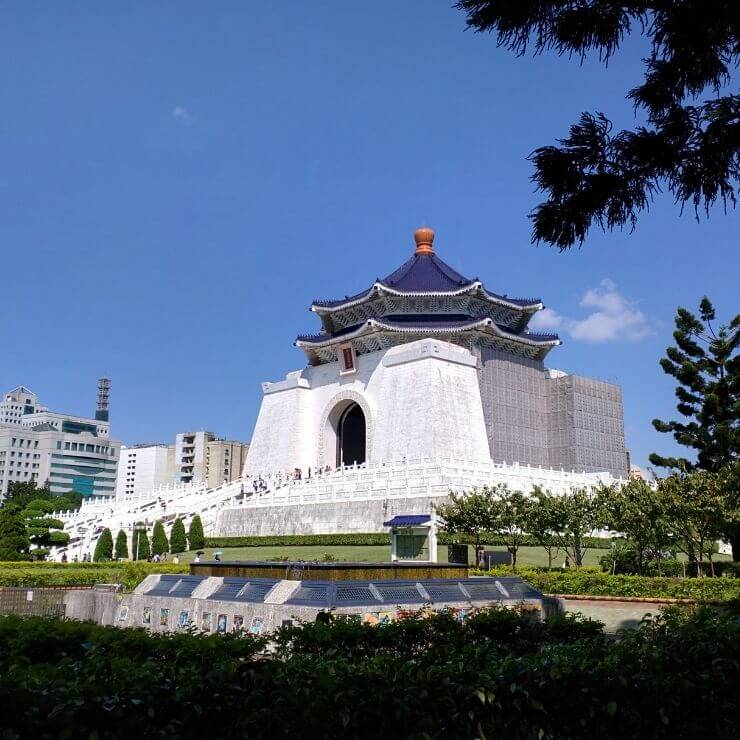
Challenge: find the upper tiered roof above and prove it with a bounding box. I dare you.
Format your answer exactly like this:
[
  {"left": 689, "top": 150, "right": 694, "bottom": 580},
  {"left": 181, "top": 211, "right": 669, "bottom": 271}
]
[
  {"left": 296, "top": 228, "right": 560, "bottom": 365},
  {"left": 312, "top": 227, "right": 542, "bottom": 314}
]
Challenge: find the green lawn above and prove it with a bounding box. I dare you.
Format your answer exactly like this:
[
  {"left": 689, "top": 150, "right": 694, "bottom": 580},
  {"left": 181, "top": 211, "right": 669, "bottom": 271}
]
[{"left": 173, "top": 544, "right": 609, "bottom": 567}]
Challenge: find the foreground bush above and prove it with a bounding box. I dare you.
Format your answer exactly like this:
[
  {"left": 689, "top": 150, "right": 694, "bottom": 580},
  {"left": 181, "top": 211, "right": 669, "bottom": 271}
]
[
  {"left": 484, "top": 566, "right": 740, "bottom": 603},
  {"left": 0, "top": 607, "right": 736, "bottom": 739}
]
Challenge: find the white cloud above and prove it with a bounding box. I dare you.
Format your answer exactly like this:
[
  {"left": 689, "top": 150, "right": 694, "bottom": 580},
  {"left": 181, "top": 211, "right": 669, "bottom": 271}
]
[
  {"left": 171, "top": 106, "right": 191, "bottom": 122},
  {"left": 529, "top": 279, "right": 651, "bottom": 343}
]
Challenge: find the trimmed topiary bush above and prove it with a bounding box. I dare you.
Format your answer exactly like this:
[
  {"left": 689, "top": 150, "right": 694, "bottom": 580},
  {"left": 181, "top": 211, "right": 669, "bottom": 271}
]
[
  {"left": 92, "top": 528, "right": 113, "bottom": 562},
  {"left": 188, "top": 515, "right": 204, "bottom": 551},
  {"left": 114, "top": 530, "right": 129, "bottom": 560},
  {"left": 151, "top": 522, "right": 169, "bottom": 556},
  {"left": 131, "top": 528, "right": 150, "bottom": 561},
  {"left": 169, "top": 518, "right": 186, "bottom": 554}
]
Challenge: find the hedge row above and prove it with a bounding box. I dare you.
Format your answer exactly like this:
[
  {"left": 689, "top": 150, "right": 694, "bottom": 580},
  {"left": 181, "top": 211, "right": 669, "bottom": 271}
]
[
  {"left": 205, "top": 532, "right": 617, "bottom": 549},
  {"left": 0, "top": 608, "right": 737, "bottom": 738},
  {"left": 484, "top": 566, "right": 740, "bottom": 603},
  {"left": 0, "top": 563, "right": 188, "bottom": 591}
]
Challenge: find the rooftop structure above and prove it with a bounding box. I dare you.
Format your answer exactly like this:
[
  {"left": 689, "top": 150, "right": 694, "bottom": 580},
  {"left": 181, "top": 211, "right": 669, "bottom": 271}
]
[{"left": 297, "top": 228, "right": 559, "bottom": 366}]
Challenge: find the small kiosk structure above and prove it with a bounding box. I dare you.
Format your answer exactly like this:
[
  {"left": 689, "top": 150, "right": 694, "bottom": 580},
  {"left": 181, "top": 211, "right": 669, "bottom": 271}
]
[{"left": 383, "top": 514, "right": 438, "bottom": 563}]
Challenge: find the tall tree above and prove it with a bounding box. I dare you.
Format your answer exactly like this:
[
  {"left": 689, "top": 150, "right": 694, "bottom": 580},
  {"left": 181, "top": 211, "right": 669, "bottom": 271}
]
[
  {"left": 114, "top": 530, "right": 129, "bottom": 560},
  {"left": 650, "top": 298, "right": 739, "bottom": 557},
  {"left": 93, "top": 528, "right": 114, "bottom": 562},
  {"left": 490, "top": 486, "right": 529, "bottom": 569},
  {"left": 169, "top": 518, "right": 187, "bottom": 554},
  {"left": 554, "top": 488, "right": 605, "bottom": 567},
  {"left": 187, "top": 515, "right": 205, "bottom": 552},
  {"left": 657, "top": 469, "right": 736, "bottom": 575},
  {"left": 456, "top": 1, "right": 739, "bottom": 249},
  {"left": 525, "top": 487, "right": 563, "bottom": 570},
  {"left": 151, "top": 521, "right": 169, "bottom": 556},
  {"left": 131, "top": 527, "right": 150, "bottom": 561},
  {"left": 0, "top": 504, "right": 30, "bottom": 561},
  {"left": 22, "top": 499, "right": 69, "bottom": 553},
  {"left": 436, "top": 488, "right": 499, "bottom": 565},
  {"left": 600, "top": 479, "right": 671, "bottom": 573}
]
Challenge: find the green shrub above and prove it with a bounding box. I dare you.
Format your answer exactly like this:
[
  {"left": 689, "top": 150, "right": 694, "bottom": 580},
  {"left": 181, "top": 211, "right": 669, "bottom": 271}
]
[
  {"left": 114, "top": 530, "right": 129, "bottom": 560},
  {"left": 204, "top": 532, "right": 618, "bottom": 549},
  {"left": 0, "top": 561, "right": 188, "bottom": 589},
  {"left": 131, "top": 528, "right": 150, "bottom": 561},
  {"left": 169, "top": 518, "right": 186, "bottom": 554},
  {"left": 0, "top": 608, "right": 736, "bottom": 738},
  {"left": 483, "top": 566, "right": 740, "bottom": 603},
  {"left": 151, "top": 521, "right": 169, "bottom": 556},
  {"left": 188, "top": 515, "right": 204, "bottom": 551},
  {"left": 93, "top": 528, "right": 114, "bottom": 562}
]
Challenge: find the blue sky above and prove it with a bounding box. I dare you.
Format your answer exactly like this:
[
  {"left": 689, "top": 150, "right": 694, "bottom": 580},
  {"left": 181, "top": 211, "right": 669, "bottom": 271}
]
[{"left": 1, "top": 2, "right": 737, "bottom": 470}]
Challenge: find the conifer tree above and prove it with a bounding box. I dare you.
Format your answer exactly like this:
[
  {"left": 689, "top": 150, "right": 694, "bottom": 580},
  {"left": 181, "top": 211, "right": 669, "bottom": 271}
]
[
  {"left": 0, "top": 504, "right": 30, "bottom": 561},
  {"left": 151, "top": 521, "right": 169, "bottom": 556},
  {"left": 93, "top": 528, "right": 114, "bottom": 562},
  {"left": 650, "top": 297, "right": 739, "bottom": 558},
  {"left": 131, "top": 527, "right": 150, "bottom": 561},
  {"left": 456, "top": 1, "right": 740, "bottom": 249},
  {"left": 114, "top": 529, "right": 129, "bottom": 560},
  {"left": 169, "top": 518, "right": 187, "bottom": 554},
  {"left": 188, "top": 515, "right": 205, "bottom": 551}
]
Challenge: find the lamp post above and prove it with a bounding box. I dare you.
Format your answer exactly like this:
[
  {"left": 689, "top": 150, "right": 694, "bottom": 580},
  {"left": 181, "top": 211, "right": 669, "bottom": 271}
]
[{"left": 134, "top": 523, "right": 145, "bottom": 561}]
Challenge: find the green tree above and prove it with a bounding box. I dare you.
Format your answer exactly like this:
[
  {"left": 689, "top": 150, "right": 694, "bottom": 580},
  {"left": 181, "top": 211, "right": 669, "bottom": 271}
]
[
  {"left": 93, "top": 528, "right": 114, "bottom": 562},
  {"left": 4, "top": 481, "right": 50, "bottom": 510},
  {"left": 490, "top": 486, "right": 529, "bottom": 570},
  {"left": 170, "top": 518, "right": 187, "bottom": 554},
  {"left": 114, "top": 529, "right": 129, "bottom": 560},
  {"left": 188, "top": 515, "right": 205, "bottom": 551},
  {"left": 600, "top": 479, "right": 672, "bottom": 574},
  {"left": 0, "top": 504, "right": 30, "bottom": 561},
  {"left": 151, "top": 521, "right": 169, "bottom": 556},
  {"left": 436, "top": 488, "right": 499, "bottom": 565},
  {"left": 456, "top": 1, "right": 739, "bottom": 249},
  {"left": 658, "top": 469, "right": 737, "bottom": 575},
  {"left": 650, "top": 298, "right": 739, "bottom": 557},
  {"left": 131, "top": 526, "right": 150, "bottom": 561},
  {"left": 525, "top": 487, "right": 563, "bottom": 571},
  {"left": 554, "top": 488, "right": 605, "bottom": 568},
  {"left": 22, "top": 500, "right": 69, "bottom": 553}
]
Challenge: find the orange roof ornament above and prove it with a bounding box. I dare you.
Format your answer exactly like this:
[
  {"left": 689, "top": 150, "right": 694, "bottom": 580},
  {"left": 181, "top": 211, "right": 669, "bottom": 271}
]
[{"left": 414, "top": 227, "right": 435, "bottom": 255}]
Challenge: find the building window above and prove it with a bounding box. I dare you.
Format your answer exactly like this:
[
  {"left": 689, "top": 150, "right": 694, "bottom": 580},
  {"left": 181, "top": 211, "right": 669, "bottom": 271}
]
[{"left": 339, "top": 343, "right": 357, "bottom": 375}]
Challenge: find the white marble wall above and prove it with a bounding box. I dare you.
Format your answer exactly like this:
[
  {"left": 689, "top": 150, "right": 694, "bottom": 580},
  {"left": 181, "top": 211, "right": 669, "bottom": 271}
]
[{"left": 243, "top": 339, "right": 492, "bottom": 476}]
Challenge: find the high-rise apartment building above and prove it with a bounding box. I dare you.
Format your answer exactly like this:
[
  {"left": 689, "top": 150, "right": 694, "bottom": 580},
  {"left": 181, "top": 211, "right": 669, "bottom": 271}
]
[
  {"left": 0, "top": 382, "right": 121, "bottom": 498},
  {"left": 115, "top": 433, "right": 249, "bottom": 503},
  {"left": 206, "top": 439, "right": 250, "bottom": 488}
]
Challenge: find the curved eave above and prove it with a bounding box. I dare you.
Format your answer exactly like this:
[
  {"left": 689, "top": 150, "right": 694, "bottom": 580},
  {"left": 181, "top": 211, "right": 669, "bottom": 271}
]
[
  {"left": 296, "top": 317, "right": 560, "bottom": 351},
  {"left": 311, "top": 282, "right": 543, "bottom": 315}
]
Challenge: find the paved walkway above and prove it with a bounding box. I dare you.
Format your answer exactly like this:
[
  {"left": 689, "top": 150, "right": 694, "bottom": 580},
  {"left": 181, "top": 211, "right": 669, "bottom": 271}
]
[{"left": 562, "top": 598, "right": 667, "bottom": 633}]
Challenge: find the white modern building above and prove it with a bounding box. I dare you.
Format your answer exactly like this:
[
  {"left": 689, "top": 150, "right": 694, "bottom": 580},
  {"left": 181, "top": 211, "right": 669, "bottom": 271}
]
[
  {"left": 115, "top": 434, "right": 249, "bottom": 503},
  {"left": 0, "top": 383, "right": 121, "bottom": 498}
]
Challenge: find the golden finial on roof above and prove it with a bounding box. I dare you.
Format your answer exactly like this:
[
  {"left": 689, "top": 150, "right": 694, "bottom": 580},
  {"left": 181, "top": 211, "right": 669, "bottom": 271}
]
[{"left": 414, "top": 227, "right": 435, "bottom": 255}]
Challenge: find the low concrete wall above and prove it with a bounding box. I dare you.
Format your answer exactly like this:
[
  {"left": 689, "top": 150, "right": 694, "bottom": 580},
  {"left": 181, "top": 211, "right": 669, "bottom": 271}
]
[
  {"left": 64, "top": 587, "right": 120, "bottom": 625},
  {"left": 215, "top": 495, "right": 451, "bottom": 536}
]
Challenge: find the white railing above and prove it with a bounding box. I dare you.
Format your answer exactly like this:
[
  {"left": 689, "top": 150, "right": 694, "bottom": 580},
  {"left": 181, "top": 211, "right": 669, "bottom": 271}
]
[{"left": 50, "top": 457, "right": 623, "bottom": 561}]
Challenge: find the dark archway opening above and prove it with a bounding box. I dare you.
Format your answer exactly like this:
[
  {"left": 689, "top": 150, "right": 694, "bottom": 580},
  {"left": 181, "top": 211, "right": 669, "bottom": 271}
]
[{"left": 337, "top": 403, "right": 366, "bottom": 467}]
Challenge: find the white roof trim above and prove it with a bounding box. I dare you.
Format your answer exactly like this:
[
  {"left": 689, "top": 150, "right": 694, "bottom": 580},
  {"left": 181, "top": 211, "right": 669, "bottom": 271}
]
[
  {"left": 311, "top": 283, "right": 542, "bottom": 315},
  {"left": 296, "top": 317, "right": 560, "bottom": 351}
]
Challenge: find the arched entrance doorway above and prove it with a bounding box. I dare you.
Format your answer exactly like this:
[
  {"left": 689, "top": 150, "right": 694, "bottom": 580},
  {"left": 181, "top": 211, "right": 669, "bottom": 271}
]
[{"left": 337, "top": 402, "right": 366, "bottom": 467}]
